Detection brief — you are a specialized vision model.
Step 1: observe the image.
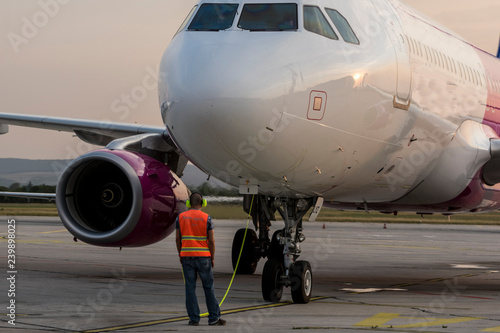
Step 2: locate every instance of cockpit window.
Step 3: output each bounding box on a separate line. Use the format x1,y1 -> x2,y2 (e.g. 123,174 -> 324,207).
325,9 -> 360,44
303,6 -> 338,40
175,5 -> 198,36
188,4 -> 239,31
238,4 -> 298,31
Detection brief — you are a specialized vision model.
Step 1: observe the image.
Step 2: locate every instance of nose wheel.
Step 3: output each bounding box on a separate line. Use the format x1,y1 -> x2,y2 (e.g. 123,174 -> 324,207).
291,260 -> 313,303
231,228 -> 259,274
262,259 -> 313,303
262,259 -> 284,302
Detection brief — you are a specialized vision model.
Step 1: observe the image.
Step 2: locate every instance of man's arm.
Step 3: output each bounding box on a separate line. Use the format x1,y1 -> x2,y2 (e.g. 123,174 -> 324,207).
208,229 -> 215,267
176,228 -> 182,263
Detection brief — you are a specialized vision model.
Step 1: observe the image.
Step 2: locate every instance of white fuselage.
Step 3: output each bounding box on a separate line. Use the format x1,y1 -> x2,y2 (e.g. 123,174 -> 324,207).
159,0 -> 500,212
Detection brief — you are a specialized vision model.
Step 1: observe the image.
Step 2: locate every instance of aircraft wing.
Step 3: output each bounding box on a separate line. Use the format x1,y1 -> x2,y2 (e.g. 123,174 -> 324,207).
0,112 -> 167,146
0,192 -> 56,201
0,112 -> 189,177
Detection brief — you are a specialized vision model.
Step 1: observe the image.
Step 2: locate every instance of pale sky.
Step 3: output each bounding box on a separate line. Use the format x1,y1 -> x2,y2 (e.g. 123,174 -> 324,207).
1,0 -> 499,159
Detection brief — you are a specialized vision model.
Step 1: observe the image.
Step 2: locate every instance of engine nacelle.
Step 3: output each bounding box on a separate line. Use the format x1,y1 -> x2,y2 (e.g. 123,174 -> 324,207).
56,149 -> 189,247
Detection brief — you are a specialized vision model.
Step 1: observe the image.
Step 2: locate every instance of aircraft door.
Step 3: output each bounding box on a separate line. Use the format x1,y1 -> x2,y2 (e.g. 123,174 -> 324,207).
370,0 -> 412,110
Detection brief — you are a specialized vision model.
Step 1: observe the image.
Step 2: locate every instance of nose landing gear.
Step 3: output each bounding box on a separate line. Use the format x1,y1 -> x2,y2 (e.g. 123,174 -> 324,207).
231,195 -> 316,304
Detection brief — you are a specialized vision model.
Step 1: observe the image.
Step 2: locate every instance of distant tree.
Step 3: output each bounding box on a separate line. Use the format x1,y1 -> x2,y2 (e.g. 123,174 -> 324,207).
32,184 -> 56,193
9,183 -> 20,190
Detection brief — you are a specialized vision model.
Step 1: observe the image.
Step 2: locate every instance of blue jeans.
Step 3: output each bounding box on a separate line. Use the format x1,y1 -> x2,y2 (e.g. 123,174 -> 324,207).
182,257 -> 221,323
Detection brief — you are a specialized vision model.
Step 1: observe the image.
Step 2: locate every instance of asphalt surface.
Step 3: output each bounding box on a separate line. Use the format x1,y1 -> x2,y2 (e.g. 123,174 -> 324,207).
1,216 -> 499,332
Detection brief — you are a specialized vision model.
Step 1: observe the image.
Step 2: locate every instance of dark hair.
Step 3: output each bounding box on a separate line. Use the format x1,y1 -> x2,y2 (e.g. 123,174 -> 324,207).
189,192 -> 203,207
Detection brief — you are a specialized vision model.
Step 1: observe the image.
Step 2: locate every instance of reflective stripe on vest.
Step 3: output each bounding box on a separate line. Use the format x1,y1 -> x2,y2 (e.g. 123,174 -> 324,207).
179,210 -> 211,257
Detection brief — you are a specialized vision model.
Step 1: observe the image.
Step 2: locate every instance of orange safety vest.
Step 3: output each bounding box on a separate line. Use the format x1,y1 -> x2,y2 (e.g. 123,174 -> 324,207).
179,209 -> 211,257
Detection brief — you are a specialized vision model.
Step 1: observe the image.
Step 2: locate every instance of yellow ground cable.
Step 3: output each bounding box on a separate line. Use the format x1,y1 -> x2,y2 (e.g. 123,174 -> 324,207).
218,194 -> 255,307
180,195 -> 255,317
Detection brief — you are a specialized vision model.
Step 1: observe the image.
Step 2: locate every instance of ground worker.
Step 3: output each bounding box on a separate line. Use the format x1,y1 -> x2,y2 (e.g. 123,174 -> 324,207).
175,192 -> 226,326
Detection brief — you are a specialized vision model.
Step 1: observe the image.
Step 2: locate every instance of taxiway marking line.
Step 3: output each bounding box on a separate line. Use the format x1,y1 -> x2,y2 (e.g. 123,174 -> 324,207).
354,313 -> 480,329
293,327 -> 445,332
354,312 -> 400,327
82,297 -> 328,332
426,278 -> 446,282
39,229 -> 67,234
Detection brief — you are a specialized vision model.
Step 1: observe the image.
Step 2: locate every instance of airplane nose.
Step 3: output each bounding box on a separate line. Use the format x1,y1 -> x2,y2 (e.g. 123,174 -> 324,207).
160,33 -> 293,180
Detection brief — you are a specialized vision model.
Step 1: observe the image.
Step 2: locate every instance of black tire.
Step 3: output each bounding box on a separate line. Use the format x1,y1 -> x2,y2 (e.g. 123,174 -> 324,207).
231,228 -> 258,274
262,259 -> 284,302
291,260 -> 312,304
267,229 -> 283,261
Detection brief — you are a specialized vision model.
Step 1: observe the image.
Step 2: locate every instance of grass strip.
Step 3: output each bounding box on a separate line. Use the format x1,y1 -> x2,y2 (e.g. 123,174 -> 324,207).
1,203 -> 499,225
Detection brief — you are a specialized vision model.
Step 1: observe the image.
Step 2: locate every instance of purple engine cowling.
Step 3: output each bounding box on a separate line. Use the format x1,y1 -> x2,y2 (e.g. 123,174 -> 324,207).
56,149 -> 189,247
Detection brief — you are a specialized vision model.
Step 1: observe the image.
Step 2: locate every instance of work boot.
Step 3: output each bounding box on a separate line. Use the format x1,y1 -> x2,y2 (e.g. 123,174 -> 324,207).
209,318 -> 226,326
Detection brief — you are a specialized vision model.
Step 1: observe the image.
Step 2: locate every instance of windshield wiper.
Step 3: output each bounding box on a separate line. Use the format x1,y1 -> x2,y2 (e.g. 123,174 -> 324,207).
190,28 -> 221,31
248,28 -> 285,32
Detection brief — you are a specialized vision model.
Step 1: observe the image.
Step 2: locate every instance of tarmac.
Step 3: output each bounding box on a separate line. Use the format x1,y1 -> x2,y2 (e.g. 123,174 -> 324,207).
1,216 -> 500,332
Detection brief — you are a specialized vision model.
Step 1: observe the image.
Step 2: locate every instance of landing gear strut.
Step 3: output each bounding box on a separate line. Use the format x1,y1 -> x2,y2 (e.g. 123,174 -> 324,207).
231,195 -> 316,303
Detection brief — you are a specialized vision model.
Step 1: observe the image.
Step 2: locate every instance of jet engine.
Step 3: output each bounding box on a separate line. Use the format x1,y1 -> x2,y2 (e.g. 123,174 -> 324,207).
56,149 -> 189,247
